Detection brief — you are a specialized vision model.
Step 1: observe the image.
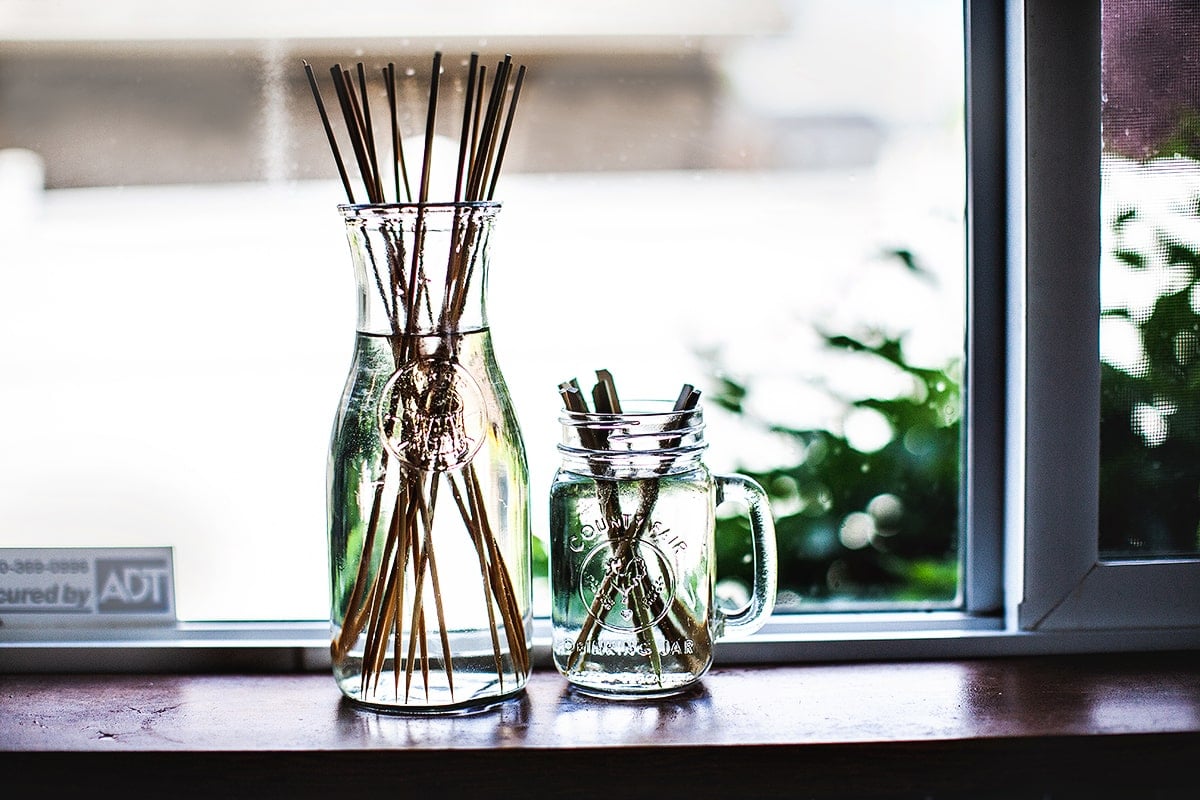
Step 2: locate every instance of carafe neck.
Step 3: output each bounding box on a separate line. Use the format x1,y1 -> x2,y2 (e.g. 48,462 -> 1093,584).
341,202 -> 498,337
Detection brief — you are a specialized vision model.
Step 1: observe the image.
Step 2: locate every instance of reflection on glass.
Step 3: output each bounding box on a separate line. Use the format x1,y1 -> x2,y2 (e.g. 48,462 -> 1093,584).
1101,0 -> 1200,558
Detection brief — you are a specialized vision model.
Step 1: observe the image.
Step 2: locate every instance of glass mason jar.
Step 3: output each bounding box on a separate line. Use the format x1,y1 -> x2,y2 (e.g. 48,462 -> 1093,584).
328,202 -> 531,712
550,401 -> 777,697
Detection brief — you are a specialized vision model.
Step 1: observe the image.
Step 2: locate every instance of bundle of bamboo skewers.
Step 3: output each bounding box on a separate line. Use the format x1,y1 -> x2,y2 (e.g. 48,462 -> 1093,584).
309,52 -> 530,707
304,52 -> 525,205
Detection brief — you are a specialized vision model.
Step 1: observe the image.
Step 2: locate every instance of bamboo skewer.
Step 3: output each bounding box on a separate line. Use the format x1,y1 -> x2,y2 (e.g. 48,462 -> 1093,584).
448,472 -> 505,682
384,63 -> 413,203
455,52 -> 479,204
419,476 -> 455,695
488,64 -> 526,201
303,61 -> 355,204
356,63 -> 384,204
468,65 -> 486,185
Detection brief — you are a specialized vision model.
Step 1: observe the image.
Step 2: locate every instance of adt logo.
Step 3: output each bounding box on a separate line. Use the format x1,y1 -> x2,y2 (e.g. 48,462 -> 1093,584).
95,559 -> 172,613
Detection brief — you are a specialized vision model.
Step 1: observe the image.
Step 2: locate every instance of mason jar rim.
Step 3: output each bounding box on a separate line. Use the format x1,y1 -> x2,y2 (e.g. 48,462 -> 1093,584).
557,400 -> 706,465
558,398 -> 699,421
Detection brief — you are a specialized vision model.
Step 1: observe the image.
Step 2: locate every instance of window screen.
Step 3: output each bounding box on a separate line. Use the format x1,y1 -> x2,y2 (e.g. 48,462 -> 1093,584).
1100,0 -> 1200,558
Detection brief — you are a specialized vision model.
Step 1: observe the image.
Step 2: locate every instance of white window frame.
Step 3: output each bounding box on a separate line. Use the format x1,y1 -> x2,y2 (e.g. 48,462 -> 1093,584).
2,0 -> 1199,673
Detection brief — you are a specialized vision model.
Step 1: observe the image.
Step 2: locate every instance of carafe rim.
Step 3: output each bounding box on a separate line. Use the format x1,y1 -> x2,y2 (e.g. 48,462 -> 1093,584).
339,200 -> 502,215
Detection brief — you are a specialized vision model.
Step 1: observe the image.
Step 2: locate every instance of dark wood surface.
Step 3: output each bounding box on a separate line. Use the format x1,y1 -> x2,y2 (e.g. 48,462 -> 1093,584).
3,652 -> 1199,798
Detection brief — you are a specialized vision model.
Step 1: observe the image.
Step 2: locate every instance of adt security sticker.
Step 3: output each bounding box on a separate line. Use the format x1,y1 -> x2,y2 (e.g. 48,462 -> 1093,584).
0,547 -> 175,627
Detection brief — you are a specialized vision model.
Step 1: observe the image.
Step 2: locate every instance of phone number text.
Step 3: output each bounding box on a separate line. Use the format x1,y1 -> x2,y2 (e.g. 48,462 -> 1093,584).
0,559 -> 90,576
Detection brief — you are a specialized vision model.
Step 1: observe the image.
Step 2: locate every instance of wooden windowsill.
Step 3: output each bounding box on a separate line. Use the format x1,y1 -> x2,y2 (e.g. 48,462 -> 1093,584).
3,651 -> 1199,798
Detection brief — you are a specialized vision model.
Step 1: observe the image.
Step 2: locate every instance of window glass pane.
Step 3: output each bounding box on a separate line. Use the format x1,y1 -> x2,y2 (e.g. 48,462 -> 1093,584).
0,0 -> 965,621
1101,0 -> 1200,559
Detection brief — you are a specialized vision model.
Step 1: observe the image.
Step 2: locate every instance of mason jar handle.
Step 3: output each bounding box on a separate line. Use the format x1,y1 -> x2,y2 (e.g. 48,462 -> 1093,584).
714,474 -> 778,637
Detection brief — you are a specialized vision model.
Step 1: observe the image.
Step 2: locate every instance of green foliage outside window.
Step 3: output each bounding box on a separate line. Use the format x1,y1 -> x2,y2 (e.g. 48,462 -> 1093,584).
705,252 -> 962,611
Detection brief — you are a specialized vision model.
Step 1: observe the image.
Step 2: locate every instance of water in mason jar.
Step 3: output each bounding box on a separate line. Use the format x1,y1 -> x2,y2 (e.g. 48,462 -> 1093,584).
550,471 -> 716,695
328,328 -> 530,711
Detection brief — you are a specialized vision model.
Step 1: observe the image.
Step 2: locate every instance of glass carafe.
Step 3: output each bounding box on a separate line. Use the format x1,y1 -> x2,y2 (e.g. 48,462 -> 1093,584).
328,202 -> 531,712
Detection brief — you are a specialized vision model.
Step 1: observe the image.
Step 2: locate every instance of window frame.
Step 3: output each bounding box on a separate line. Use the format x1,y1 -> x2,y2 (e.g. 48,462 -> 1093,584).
2,0 -> 1199,674
1016,0 -> 1200,632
